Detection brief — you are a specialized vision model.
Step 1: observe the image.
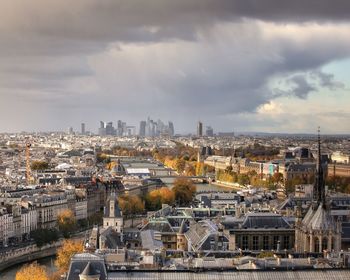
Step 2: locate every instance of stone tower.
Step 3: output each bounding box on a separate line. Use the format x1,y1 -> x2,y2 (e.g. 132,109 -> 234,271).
103,192 -> 123,233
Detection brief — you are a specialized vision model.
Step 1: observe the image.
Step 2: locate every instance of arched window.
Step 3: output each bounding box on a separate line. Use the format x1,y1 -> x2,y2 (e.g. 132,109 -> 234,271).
314,237 -> 320,253
322,237 -> 328,251
306,236 -> 310,252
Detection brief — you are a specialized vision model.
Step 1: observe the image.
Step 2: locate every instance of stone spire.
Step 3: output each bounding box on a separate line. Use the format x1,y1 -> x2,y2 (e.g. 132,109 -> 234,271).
313,127 -> 326,208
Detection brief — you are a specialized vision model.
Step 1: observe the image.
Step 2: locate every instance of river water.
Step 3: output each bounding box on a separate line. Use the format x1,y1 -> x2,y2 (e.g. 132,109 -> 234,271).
0,256 -> 56,280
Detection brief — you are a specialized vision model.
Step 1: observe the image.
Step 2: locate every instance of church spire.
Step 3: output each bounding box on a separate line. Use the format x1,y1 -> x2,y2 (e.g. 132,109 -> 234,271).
314,127 -> 326,208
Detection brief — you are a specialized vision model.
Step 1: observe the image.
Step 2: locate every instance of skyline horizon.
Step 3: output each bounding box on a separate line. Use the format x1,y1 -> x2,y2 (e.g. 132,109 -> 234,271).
1,123 -> 348,136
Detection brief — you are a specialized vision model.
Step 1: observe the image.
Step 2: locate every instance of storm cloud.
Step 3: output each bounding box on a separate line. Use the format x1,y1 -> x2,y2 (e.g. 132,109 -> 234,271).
0,0 -> 349,133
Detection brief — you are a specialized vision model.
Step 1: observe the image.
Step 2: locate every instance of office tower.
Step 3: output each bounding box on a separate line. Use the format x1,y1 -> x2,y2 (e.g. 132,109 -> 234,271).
156,119 -> 163,136
106,122 -> 116,135
197,121 -> 203,137
68,127 -> 74,135
146,117 -> 156,137
139,121 -> 146,137
81,123 -> 86,135
168,121 -> 174,136
206,126 -> 214,137
117,120 -> 123,136
98,121 -> 106,136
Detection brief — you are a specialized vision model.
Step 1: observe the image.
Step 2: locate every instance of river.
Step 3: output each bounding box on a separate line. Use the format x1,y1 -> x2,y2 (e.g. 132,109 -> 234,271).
125,160 -> 235,192
0,256 -> 57,280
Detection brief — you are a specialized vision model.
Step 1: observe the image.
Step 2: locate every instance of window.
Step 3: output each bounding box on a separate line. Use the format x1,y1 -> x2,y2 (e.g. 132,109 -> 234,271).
263,236 -> 269,250
242,236 -> 248,250
252,236 -> 259,250
315,237 -> 320,252
322,237 -> 328,251
273,236 -> 280,250
283,236 -> 290,249
116,222 -> 118,226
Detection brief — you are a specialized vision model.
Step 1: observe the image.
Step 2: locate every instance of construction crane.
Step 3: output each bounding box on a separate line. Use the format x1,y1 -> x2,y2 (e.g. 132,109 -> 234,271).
25,141 -> 32,185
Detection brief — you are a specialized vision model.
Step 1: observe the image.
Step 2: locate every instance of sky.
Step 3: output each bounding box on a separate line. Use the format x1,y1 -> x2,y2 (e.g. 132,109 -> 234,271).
0,0 -> 349,134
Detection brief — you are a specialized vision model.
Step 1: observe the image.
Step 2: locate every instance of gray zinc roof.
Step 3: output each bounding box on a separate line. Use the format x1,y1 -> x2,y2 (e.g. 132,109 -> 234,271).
241,213 -> 291,229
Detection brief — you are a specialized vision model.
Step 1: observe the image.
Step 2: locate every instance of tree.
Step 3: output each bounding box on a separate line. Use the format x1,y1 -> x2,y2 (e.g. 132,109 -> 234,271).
57,209 -> 76,238
118,195 -> 145,217
272,172 -> 284,185
159,187 -> 175,205
257,251 -> 275,258
87,211 -> 103,226
185,164 -> 196,176
175,158 -> 186,173
30,160 -> 49,170
106,161 -> 117,170
31,228 -> 59,247
55,239 -> 84,273
237,174 -> 250,186
144,191 -> 162,210
195,162 -> 205,176
145,187 -> 175,210
172,177 -> 196,206
16,262 -> 49,280
284,177 -> 303,195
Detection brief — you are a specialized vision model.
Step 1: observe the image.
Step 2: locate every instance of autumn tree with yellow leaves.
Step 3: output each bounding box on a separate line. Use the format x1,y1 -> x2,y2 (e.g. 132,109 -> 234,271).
118,194 -> 145,217
118,194 -> 145,226
16,262 -> 49,280
145,187 -> 175,210
57,209 -> 76,238
55,239 -> 84,273
172,177 -> 196,206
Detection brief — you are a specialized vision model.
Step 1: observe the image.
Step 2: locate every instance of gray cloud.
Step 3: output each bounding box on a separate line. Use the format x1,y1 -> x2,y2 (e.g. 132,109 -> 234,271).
287,75 -> 317,99
310,70 -> 345,90
0,1 -> 349,132
273,69 -> 346,100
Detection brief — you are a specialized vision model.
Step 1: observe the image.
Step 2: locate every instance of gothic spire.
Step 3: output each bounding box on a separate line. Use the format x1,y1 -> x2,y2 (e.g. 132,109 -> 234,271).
314,127 -> 326,207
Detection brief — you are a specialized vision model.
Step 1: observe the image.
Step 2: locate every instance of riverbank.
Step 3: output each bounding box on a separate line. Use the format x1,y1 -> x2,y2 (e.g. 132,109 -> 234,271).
211,180 -> 243,191
0,256 -> 57,280
0,229 -> 89,275
0,240 -> 62,273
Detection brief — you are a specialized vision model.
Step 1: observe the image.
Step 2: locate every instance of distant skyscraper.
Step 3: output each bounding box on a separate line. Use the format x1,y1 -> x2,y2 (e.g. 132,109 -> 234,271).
197,121 -> 203,137
68,126 -> 74,135
105,122 -> 115,135
81,123 -> 86,135
98,121 -> 106,136
141,117 -> 174,137
117,120 -> 123,136
168,121 -> 174,136
139,121 -> 146,137
206,126 -> 213,137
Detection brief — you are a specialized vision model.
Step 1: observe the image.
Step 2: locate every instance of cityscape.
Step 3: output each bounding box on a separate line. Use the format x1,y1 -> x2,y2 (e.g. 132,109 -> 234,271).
1,1 -> 350,280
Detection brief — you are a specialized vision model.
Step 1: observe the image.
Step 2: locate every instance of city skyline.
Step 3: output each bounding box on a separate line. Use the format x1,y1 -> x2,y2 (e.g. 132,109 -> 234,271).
0,1 -> 349,134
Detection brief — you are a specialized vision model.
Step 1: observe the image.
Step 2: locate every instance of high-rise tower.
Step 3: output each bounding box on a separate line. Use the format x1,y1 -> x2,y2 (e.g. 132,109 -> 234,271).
197,121 -> 203,137
81,123 -> 86,135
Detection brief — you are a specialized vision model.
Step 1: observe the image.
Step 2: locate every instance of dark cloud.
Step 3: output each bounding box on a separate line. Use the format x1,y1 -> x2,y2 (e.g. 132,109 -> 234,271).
0,1 -> 349,132
311,70 -> 345,90
287,75 -> 317,99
